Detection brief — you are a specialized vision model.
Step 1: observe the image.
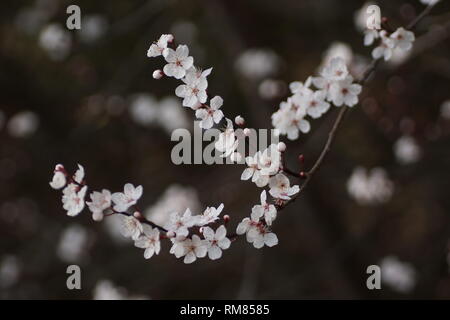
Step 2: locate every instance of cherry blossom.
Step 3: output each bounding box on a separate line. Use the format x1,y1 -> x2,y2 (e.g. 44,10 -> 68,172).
111,183 -> 143,212
329,75 -> 362,107
268,173 -> 300,200
304,90 -> 330,119
272,99 -> 311,140
73,164 -> 85,184
390,27 -> 415,51
202,225 -> 231,260
320,57 -> 349,81
196,203 -> 224,226
372,30 -> 396,61
247,226 -> 278,249
147,34 -> 173,57
256,144 -> 281,177
215,119 -> 239,158
49,164 -> 66,189
134,225 -> 161,259
165,208 -> 196,237
251,190 -> 277,226
195,96 -> 224,129
364,29 -> 379,46
87,189 -> 112,221
236,216 -> 260,243
120,215 -> 143,240
163,45 -> 194,79
175,68 -> 209,108
62,183 -> 88,217
172,235 -> 207,264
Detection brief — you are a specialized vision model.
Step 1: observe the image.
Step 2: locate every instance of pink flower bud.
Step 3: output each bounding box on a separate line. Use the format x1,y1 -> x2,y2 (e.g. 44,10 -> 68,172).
277,142 -> 286,152
152,69 -> 163,79
235,115 -> 245,126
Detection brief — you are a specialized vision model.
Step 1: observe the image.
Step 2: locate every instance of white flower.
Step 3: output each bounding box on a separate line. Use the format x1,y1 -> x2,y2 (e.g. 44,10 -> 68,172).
234,115 -> 245,126
380,256 -> 416,293
134,225 -> 161,259
390,27 -> 415,51
251,190 -> 277,226
420,0 -> 439,6
147,34 -> 173,57
247,227 -> 279,249
196,203 -> 224,226
364,29 -> 379,46
236,216 -> 260,243
268,173 -> 299,200
394,135 -> 421,164
163,45 -> 194,79
329,75 -> 362,107
165,208 -> 196,237
73,164 -> 85,184
215,119 -> 238,158
195,96 -> 224,129
62,183 -> 88,217
175,68 -> 209,108
321,57 -> 349,81
271,99 -> 311,140
87,189 -> 112,221
237,216 -> 278,248
120,215 -> 143,240
304,90 -> 330,119
202,225 -> 231,260
49,164 -> 66,189
256,144 -> 281,177
289,77 -> 312,95
372,31 -> 396,61
347,167 -> 394,205
173,235 -> 207,264
241,152 -> 268,187
111,183 -> 143,212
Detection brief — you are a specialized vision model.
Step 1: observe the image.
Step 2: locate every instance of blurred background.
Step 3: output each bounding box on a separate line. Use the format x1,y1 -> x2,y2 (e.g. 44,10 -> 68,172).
0,0 -> 449,299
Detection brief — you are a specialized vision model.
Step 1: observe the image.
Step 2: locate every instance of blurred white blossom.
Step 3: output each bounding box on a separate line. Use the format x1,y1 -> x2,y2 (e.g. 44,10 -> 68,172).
440,100 -> 450,119
7,111 -> 39,138
79,15 -> 108,43
0,255 -> 20,288
394,136 -> 421,164
145,184 -> 201,227
38,23 -> 72,61
347,167 -> 394,205
235,49 -> 280,80
57,224 -> 89,263
380,256 -> 416,293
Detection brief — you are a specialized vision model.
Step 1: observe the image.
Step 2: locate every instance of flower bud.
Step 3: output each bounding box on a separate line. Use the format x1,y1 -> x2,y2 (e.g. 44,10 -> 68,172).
235,115 -> 245,126
152,69 -> 163,79
223,215 -> 230,223
277,142 -> 286,152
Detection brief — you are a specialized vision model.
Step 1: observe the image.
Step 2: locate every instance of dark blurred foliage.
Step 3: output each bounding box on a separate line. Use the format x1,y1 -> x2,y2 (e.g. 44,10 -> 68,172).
0,0 -> 449,299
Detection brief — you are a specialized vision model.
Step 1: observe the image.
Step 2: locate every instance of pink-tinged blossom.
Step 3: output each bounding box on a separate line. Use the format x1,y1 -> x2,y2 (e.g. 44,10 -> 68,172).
268,173 -> 299,200
134,225 -> 161,259
49,164 -> 66,189
120,215 -> 143,240
165,208 -> 196,237
175,68 -> 210,108
147,34 -> 173,57
111,183 -> 143,212
215,119 -> 239,158
251,190 -> 277,226
195,96 -> 224,129
202,225 -> 231,260
62,183 -> 87,217
328,75 -> 362,107
87,189 -> 112,221
163,45 -> 194,79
